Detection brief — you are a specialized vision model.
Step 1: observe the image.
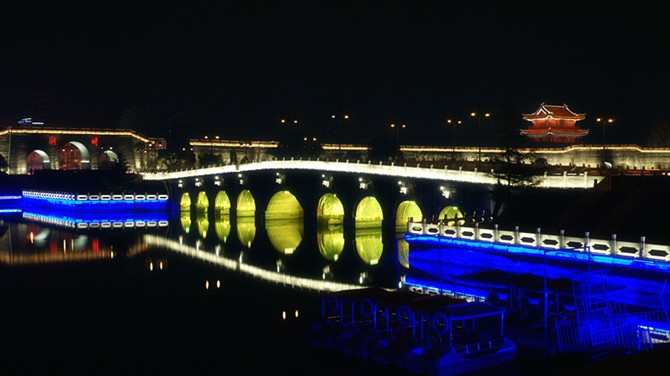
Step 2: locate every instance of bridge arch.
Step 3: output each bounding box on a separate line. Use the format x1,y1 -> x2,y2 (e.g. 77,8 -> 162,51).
26,149 -> 51,173
395,200 -> 423,232
236,189 -> 256,249
354,196 -> 383,228
180,193 -> 192,234
214,191 -> 231,242
316,193 -> 345,226
196,191 -> 209,214
98,150 -> 119,169
59,141 -> 90,170
265,190 -> 303,221
438,205 -> 465,225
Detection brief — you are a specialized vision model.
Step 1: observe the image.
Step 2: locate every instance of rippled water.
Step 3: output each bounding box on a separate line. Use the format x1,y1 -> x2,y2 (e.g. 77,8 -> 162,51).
0,208 -> 413,375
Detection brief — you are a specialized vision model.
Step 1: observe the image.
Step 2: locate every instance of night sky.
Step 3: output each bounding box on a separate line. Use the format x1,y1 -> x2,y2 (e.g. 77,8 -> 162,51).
1,1 -> 669,146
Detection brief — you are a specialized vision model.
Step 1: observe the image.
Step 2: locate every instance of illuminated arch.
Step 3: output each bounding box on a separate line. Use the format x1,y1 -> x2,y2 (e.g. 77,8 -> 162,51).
265,191 -> 303,221
266,219 -> 304,255
438,206 -> 465,225
397,238 -> 410,269
237,190 -> 256,218
237,216 -> 256,249
316,193 -> 345,226
214,191 -> 231,242
215,212 -> 231,243
214,191 -> 231,217
196,191 -> 209,214
179,193 -> 192,234
180,193 -> 192,211
317,223 -> 345,261
59,141 -> 90,170
355,196 -> 383,228
98,150 -> 119,169
355,227 -> 383,265
26,149 -> 51,173
196,210 -> 209,239
395,200 -> 423,232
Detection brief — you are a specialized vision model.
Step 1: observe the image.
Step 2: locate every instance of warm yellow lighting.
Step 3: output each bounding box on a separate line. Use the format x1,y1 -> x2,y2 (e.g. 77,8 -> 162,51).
294,309 -> 299,318
280,118 -> 286,123
205,280 -> 210,290
485,113 -> 490,117
149,262 -> 154,271
216,280 -> 221,288
470,112 -> 476,117
282,311 -> 287,320
344,114 -> 349,119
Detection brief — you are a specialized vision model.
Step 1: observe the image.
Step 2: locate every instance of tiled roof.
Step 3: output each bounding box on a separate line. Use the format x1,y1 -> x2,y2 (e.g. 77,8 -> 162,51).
522,103 -> 586,121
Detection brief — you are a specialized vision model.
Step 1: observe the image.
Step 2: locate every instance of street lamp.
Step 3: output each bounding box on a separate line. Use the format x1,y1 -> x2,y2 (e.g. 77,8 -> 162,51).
447,119 -> 462,155
390,123 -> 407,160
331,113 -> 350,149
470,111 -> 491,164
595,117 -> 614,148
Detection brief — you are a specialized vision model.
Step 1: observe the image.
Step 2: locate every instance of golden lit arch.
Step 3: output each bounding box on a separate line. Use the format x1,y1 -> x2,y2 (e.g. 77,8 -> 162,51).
196,210 -> 209,239
265,191 -> 303,221
266,219 -> 304,255
317,223 -> 345,261
237,216 -> 256,249
196,191 -> 209,214
316,193 -> 345,226
214,191 -> 231,217
438,206 -> 465,225
180,192 -> 191,211
355,196 -> 383,228
395,200 -> 423,232
355,227 -> 383,265
237,190 -> 256,218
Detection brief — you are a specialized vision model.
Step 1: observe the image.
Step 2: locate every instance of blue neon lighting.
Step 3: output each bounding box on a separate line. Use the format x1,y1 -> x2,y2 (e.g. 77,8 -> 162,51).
405,234 -> 670,272
0,195 -> 22,200
401,278 -> 488,301
0,208 -> 22,214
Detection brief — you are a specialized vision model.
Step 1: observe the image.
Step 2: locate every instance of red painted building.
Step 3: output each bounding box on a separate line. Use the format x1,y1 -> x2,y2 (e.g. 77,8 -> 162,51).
520,103 -> 588,143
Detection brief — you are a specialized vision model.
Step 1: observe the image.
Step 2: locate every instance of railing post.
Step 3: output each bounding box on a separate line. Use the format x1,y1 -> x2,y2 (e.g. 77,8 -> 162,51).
559,229 -> 565,249
422,217 -> 427,235
438,220 -> 444,238
611,234 -> 617,256
514,226 -> 519,245
475,222 -> 479,241
407,217 -> 413,234
536,227 -> 541,249
494,224 -> 499,243
640,236 -> 646,259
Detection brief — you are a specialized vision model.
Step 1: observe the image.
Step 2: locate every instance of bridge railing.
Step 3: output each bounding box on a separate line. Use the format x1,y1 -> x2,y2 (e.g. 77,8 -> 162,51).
407,219 -> 670,264
142,159 -> 603,189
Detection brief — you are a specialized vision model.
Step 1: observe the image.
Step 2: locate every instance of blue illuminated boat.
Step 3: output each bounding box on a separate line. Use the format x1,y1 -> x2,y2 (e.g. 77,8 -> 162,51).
309,287 -> 518,375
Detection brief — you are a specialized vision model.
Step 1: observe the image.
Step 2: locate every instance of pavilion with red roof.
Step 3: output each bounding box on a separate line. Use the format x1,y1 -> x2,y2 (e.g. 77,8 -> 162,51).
520,103 -> 589,143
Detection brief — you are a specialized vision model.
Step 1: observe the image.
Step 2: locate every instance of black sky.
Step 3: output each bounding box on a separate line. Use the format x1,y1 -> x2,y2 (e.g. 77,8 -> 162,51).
1,1 -> 669,145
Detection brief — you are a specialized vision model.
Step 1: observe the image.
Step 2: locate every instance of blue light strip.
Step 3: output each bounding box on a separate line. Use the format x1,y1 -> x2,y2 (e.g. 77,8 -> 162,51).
0,208 -> 22,214
405,234 -> 670,272
0,195 -> 22,200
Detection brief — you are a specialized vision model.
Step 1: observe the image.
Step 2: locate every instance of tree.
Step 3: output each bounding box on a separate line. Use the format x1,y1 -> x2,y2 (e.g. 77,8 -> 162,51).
198,152 -> 223,168
487,148 -> 544,217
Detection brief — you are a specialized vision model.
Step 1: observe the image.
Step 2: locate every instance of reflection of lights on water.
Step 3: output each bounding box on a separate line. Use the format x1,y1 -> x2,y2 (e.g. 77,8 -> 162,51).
142,235 -> 366,293
196,240 -> 201,251
295,309 -> 299,318
215,245 -> 221,256
216,280 -> 221,288
111,251 -> 115,259
29,232 -> 34,244
281,309 -> 299,320
359,272 -> 368,284
150,262 -> 154,271
276,259 -> 284,273
284,248 -> 294,255
282,311 -> 286,320
205,280 -> 209,290
179,236 -> 183,245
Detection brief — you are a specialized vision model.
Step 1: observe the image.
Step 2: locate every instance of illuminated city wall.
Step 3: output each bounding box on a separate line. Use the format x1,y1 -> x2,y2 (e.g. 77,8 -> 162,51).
0,126 -> 165,174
